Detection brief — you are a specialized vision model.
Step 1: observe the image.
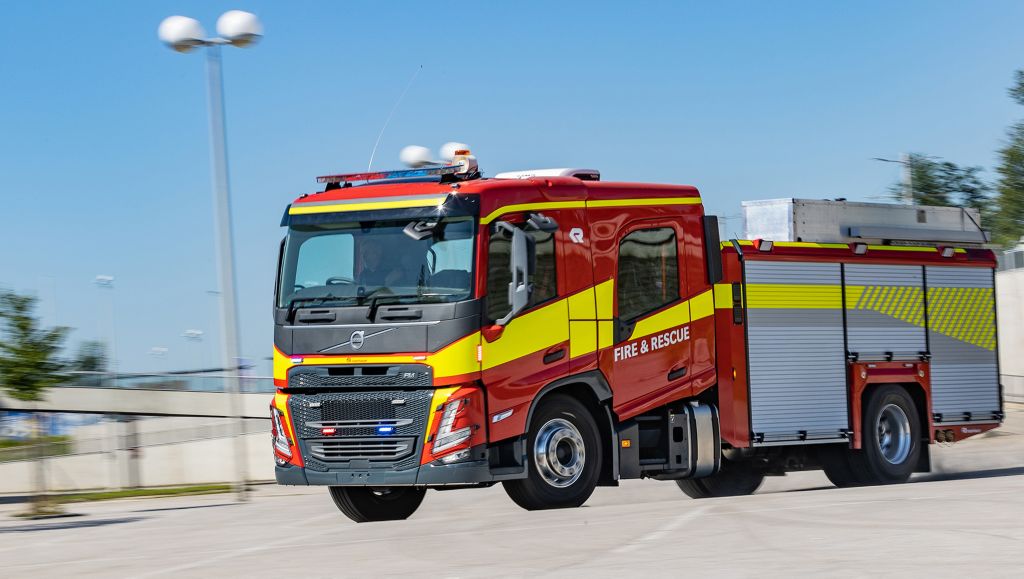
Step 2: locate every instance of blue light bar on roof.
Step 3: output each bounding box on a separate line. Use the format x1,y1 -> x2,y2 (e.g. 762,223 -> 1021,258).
316,165 -> 461,184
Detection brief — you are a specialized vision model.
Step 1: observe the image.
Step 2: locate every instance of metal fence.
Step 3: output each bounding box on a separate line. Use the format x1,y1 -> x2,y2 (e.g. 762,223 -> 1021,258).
0,417 -> 269,464
998,246 -> 1024,271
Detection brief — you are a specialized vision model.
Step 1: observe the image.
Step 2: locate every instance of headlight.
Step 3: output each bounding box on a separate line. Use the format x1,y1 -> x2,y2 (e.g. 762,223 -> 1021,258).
270,406 -> 292,458
432,398 -> 472,454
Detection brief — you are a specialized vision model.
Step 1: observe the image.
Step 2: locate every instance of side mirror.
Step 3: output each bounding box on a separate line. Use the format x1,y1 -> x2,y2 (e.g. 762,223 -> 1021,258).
494,221 -> 533,326
526,212 -> 558,232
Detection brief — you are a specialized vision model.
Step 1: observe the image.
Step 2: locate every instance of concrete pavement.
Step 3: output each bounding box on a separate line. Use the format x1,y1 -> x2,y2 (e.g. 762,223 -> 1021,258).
2,407 -> 1023,578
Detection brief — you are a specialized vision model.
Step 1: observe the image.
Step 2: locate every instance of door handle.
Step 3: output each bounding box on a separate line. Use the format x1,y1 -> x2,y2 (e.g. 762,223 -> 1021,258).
543,346 -> 566,365
668,366 -> 688,381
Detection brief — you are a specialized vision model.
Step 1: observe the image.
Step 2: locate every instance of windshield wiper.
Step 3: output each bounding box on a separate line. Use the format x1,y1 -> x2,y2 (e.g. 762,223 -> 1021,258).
366,293 -> 423,321
286,294 -> 352,323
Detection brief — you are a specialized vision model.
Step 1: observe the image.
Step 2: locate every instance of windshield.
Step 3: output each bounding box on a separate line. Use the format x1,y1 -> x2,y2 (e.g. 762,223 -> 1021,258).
277,216 -> 476,309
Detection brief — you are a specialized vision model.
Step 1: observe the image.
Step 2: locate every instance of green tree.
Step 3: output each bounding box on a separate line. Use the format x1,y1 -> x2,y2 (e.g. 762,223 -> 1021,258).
73,340 -> 107,373
0,291 -> 70,402
993,69 -> 1024,247
0,290 -> 71,516
890,154 -> 993,222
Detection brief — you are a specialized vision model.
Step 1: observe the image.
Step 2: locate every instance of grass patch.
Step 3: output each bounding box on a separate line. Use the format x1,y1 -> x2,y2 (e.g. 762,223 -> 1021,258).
55,484 -> 233,504
0,436 -> 72,461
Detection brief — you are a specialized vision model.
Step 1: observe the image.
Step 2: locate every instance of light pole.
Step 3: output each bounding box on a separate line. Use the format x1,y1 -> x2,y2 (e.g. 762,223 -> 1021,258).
158,11 -> 262,501
93,275 -> 117,385
183,329 -> 205,376
93,275 -> 119,490
872,154 -> 915,205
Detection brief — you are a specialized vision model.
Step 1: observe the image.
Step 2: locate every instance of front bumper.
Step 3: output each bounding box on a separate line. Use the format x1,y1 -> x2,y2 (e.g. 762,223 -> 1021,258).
275,446 -> 494,486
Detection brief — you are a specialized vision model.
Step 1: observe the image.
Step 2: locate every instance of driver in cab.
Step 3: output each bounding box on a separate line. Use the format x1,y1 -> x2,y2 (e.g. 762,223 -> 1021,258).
357,237 -> 404,288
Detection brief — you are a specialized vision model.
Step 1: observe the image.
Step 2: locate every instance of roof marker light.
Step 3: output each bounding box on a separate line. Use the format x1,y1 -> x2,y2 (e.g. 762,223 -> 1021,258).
754,239 -> 773,252
852,243 -> 868,255
940,246 -> 956,258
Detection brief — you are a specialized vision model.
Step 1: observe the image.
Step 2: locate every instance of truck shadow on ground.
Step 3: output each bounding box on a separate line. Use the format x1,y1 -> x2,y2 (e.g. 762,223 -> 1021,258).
773,466 -> 1024,494
132,502 -> 235,514
913,466 -> 1024,482
0,517 -> 144,533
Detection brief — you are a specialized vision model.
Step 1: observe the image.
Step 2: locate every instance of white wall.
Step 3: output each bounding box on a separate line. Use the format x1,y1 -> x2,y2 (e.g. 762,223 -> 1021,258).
997,268 -> 1024,404
0,430 -> 274,494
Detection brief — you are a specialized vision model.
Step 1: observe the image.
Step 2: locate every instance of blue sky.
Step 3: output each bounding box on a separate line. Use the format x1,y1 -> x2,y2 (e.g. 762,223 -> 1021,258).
2,1 -> 1023,372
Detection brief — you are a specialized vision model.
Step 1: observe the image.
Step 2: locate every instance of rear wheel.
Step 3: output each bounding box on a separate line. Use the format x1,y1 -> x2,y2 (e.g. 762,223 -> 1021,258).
328,486 -> 426,523
676,457 -> 764,499
503,394 -> 602,510
850,385 -> 921,484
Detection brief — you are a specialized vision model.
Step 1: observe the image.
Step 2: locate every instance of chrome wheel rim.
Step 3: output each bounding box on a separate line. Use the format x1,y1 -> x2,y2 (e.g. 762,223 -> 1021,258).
876,404 -> 912,465
533,418 -> 585,488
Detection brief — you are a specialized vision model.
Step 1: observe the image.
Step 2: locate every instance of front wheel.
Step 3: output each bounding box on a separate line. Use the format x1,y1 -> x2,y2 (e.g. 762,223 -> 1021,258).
676,458 -> 764,498
503,394 -> 602,511
328,486 -> 426,523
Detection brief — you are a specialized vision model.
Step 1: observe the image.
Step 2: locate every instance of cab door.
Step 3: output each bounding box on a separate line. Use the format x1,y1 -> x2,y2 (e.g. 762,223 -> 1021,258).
598,221 -> 692,417
480,210 -> 571,442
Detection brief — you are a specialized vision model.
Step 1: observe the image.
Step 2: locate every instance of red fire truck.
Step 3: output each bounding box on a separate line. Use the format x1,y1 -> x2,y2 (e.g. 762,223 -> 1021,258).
270,153 -> 1002,522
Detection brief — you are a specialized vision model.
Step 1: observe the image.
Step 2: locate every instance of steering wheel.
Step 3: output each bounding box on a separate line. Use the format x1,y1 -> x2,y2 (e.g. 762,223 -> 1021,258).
326,276 -> 356,286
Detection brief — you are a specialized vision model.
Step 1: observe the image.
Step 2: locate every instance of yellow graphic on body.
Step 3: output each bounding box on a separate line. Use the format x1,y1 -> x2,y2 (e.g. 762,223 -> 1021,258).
737,281 -> 995,352
745,284 -> 843,309
845,284 -> 995,351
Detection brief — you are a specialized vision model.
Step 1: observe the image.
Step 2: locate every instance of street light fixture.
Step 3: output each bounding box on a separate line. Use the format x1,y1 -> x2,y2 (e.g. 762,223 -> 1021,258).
158,10 -> 262,502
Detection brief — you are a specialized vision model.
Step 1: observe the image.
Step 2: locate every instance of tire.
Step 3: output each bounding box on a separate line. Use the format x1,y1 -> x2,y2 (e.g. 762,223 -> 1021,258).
849,385 -> 921,485
503,394 -> 602,511
676,457 -> 764,499
818,446 -> 865,488
328,486 -> 426,523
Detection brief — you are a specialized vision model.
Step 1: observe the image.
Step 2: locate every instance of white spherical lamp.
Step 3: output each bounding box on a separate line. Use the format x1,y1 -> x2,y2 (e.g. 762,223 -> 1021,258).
158,15 -> 207,53
216,10 -> 263,47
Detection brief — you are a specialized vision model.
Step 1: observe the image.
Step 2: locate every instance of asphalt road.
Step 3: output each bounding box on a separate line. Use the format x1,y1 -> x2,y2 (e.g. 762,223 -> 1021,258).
3,407 -> 1023,578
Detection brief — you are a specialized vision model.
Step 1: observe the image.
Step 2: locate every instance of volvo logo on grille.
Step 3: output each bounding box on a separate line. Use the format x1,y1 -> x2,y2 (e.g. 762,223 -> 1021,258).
350,330 -> 365,350
318,327 -> 394,354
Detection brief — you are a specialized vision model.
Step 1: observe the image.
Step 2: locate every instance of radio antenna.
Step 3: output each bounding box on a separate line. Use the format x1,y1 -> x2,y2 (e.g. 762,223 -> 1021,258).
367,65 -> 423,171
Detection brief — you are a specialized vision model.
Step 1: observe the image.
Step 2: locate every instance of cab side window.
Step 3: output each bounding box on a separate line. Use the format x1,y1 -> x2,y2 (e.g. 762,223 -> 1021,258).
486,228 -> 557,322
617,227 -> 679,321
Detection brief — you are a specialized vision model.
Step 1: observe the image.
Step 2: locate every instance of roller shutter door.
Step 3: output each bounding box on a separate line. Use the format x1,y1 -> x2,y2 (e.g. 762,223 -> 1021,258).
744,261 -> 849,444
925,266 -> 1000,423
844,264 -> 927,361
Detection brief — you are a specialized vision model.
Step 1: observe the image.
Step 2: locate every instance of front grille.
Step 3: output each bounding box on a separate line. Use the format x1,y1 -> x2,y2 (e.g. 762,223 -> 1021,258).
322,399 -> 396,422
288,364 -> 431,389
308,437 -> 415,462
288,388 -> 432,472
